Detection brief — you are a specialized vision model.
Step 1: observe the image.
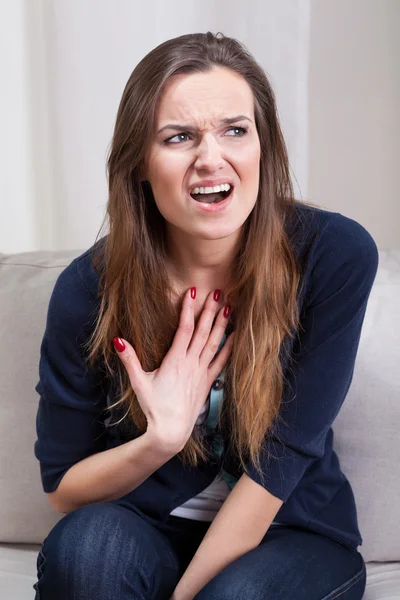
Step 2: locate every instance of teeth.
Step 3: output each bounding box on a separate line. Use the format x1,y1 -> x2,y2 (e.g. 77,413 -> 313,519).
191,183 -> 231,195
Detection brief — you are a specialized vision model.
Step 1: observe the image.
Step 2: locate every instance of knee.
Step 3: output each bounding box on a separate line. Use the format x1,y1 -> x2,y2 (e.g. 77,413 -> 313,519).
194,569 -> 244,600
35,503 -> 154,598
47,503 -> 128,569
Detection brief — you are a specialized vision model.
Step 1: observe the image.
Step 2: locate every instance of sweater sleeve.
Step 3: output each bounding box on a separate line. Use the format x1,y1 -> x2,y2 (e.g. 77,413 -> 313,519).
34,258 -> 108,493
243,213 -> 379,501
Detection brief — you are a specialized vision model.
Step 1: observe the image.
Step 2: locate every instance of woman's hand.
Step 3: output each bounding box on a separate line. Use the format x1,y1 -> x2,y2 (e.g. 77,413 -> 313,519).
113,288 -> 234,453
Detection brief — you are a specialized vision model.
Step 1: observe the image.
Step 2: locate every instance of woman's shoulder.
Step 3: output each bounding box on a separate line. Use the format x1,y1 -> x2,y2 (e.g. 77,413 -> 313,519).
287,201 -> 379,275
48,237 -> 106,329
55,236 -> 105,300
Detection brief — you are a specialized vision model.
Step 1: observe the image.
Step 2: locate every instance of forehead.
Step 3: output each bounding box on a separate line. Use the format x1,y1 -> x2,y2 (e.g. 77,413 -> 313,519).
156,67 -> 255,127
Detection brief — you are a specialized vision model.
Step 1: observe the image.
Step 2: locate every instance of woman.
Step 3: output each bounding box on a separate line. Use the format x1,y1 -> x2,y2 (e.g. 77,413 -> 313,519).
33,32 -> 378,599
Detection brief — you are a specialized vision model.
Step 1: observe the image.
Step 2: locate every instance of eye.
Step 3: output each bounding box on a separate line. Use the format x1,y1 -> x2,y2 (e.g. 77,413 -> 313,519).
165,132 -> 191,144
226,126 -> 248,137
164,125 -> 249,145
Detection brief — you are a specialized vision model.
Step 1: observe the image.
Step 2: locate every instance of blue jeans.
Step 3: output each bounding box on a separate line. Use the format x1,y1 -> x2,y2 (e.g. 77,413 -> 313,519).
33,502 -> 366,599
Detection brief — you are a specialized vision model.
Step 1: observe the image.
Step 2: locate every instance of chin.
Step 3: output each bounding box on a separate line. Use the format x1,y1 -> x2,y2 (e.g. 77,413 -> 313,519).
191,223 -> 244,240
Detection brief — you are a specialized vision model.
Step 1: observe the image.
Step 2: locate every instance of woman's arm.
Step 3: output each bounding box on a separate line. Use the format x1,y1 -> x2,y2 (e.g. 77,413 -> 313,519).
170,472 -> 283,600
48,430 -> 179,514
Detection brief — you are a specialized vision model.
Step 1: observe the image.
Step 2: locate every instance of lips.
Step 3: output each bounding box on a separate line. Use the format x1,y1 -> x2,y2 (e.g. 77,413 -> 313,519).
188,179 -> 235,194
190,187 -> 232,204
189,185 -> 234,213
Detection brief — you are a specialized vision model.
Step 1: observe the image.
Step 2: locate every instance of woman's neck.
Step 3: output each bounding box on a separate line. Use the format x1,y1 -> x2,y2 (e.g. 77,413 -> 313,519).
164,224 -> 240,287
165,259 -> 235,329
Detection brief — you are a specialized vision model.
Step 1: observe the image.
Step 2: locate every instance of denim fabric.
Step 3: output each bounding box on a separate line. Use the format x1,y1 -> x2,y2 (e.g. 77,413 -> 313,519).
33,502 -> 366,599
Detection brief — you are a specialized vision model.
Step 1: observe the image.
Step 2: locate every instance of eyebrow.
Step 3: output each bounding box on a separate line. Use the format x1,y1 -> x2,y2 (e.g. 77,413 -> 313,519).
156,115 -> 253,135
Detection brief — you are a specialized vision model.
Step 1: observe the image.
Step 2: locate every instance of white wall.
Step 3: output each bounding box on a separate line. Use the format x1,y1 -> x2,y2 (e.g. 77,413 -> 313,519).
0,0 -> 37,251
0,0 -> 310,253
308,0 -> 399,250
3,2 -> 398,254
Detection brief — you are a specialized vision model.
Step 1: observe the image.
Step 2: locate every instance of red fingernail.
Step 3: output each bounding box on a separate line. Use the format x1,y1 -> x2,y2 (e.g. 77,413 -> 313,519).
191,287 -> 196,299
223,305 -> 231,318
213,289 -> 221,302
112,337 -> 125,352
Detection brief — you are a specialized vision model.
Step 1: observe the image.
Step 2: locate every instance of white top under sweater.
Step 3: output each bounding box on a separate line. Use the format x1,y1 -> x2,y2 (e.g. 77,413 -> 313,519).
170,365 -> 283,525
170,396 -> 230,521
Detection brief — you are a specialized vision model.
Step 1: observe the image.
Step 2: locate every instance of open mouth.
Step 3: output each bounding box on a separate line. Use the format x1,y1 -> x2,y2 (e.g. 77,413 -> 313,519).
190,187 -> 233,204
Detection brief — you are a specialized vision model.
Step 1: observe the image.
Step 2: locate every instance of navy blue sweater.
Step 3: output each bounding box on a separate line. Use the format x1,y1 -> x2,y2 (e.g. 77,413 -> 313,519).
34,203 -> 379,551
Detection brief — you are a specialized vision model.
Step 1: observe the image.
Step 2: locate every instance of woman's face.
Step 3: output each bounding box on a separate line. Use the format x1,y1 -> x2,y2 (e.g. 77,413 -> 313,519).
141,66 -> 261,242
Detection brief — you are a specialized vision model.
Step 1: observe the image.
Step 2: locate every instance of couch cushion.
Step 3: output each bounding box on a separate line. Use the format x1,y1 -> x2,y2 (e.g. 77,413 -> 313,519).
0,543 -> 41,600
0,249 -> 399,562
332,250 -> 400,562
0,250 -> 84,544
363,562 -> 400,600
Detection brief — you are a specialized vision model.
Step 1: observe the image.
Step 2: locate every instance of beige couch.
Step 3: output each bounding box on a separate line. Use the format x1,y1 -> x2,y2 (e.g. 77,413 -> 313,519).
0,248 -> 399,599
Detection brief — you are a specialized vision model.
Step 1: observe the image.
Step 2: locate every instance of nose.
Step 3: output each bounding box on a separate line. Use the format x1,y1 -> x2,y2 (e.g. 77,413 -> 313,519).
193,133 -> 225,172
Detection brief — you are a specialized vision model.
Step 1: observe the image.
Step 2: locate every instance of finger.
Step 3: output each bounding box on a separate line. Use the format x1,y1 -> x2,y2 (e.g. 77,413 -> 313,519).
112,337 -> 145,390
186,289 -> 221,357
198,300 -> 231,365
166,287 -> 196,359
204,328 -> 235,380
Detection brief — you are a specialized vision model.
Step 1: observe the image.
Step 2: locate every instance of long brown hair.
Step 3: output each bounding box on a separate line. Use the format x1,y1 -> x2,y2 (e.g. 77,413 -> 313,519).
85,32 -> 320,482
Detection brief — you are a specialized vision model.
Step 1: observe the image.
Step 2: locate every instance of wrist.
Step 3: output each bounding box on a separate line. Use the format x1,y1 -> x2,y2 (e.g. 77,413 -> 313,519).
144,427 -> 185,457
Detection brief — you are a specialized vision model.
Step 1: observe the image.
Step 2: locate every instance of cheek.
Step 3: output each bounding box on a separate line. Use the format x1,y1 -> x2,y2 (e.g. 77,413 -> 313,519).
246,141 -> 261,165
152,156 -> 187,192
148,161 -> 185,219
231,140 -> 260,172
240,155 -> 261,188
